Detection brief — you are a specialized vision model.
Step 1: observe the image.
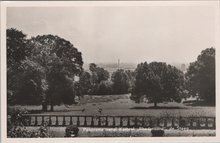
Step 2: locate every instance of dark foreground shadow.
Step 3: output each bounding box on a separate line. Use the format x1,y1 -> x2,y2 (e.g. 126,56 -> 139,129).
130,106 -> 186,110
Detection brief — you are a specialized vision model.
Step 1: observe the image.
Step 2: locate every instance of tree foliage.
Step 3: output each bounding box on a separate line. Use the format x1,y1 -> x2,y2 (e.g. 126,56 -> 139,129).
185,48 -> 215,105
8,108 -> 49,137
14,59 -> 48,105
7,28 -> 29,105
89,63 -> 109,84
7,28 -> 29,68
111,69 -> 131,94
7,29 -> 84,110
79,71 -> 92,95
89,63 -> 110,95
25,35 -> 83,110
131,62 -> 184,107
96,80 -> 113,95
125,70 -> 136,92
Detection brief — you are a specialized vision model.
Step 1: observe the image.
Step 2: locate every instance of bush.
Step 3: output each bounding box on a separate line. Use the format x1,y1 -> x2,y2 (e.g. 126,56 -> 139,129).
8,124 -> 49,138
151,128 -> 165,137
7,107 -> 49,138
7,107 -> 29,128
65,125 -> 79,137
8,126 -> 32,137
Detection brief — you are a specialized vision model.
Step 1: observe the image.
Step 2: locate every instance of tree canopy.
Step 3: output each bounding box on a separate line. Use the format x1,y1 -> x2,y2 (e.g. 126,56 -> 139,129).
111,69 -> 131,94
185,47 -> 215,105
7,28 -> 29,105
7,28 -> 84,111
89,63 -> 109,84
79,71 -> 92,95
8,28 -> 215,110
131,62 -> 184,107
7,28 -> 29,68
88,63 -> 110,95
26,35 -> 83,110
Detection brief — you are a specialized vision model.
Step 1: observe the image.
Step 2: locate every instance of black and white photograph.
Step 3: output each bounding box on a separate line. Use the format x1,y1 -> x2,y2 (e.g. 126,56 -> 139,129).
1,1 -> 220,142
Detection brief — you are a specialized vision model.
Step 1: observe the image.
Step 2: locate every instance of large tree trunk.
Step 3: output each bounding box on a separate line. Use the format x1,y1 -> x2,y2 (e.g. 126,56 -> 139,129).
154,102 -> 157,108
42,101 -> 47,111
50,102 -> 54,112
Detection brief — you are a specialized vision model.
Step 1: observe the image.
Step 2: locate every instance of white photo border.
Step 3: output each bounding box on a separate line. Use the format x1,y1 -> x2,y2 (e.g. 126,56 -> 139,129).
1,1 -> 220,143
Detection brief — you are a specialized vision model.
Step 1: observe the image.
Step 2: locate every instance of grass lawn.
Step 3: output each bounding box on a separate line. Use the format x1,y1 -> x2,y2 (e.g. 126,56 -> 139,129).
10,94 -> 215,117
8,94 -> 216,137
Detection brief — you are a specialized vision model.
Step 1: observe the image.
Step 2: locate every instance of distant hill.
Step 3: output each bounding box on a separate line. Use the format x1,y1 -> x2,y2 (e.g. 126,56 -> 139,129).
83,63 -> 137,74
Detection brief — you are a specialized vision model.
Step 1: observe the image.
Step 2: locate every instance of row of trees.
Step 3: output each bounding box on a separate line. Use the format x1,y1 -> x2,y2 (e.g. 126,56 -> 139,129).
79,63 -> 134,95
130,47 -> 215,107
7,28 -> 133,110
80,48 -> 215,107
7,28 -> 216,111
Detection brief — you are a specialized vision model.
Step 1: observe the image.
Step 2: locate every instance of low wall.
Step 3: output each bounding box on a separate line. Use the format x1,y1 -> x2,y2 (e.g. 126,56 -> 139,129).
25,127 -> 216,137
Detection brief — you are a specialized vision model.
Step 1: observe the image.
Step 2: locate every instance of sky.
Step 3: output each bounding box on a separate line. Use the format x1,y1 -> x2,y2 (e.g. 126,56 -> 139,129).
7,4 -> 218,64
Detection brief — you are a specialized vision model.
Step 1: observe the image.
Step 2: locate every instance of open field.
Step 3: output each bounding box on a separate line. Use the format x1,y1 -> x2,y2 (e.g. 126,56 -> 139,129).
9,94 -> 215,117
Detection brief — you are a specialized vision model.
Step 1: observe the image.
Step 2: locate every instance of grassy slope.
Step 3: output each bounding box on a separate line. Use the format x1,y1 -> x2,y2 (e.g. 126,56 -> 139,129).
10,94 -> 215,117
10,94 -> 215,137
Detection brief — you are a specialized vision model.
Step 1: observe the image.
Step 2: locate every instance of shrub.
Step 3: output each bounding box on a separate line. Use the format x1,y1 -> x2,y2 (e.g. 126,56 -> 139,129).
8,124 -> 49,138
151,127 -> 165,137
7,107 -> 29,129
8,126 -> 32,137
65,125 -> 79,137
7,107 -> 49,138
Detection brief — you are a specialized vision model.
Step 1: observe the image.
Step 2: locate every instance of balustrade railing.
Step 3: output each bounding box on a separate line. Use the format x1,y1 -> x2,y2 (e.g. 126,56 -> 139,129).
21,114 -> 215,129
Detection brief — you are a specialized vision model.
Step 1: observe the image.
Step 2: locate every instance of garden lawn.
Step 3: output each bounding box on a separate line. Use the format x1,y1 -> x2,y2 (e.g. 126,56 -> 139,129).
10,94 -> 215,117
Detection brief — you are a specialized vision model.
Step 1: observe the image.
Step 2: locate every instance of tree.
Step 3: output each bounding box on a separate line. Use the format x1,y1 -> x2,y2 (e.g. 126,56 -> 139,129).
125,70 -> 136,92
79,71 -> 92,95
7,28 -> 29,68
7,28 -> 29,105
111,69 -> 130,94
89,63 -> 110,94
185,48 -> 215,105
14,59 -> 48,105
47,75 -> 76,111
30,35 -> 83,76
89,63 -> 109,84
131,62 -> 184,107
97,80 -> 113,95
26,35 -> 83,111
9,34 -> 84,111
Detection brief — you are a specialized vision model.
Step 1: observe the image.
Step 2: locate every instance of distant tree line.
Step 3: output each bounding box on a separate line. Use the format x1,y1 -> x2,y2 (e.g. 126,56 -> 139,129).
7,28 -> 215,111
79,63 -> 134,95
